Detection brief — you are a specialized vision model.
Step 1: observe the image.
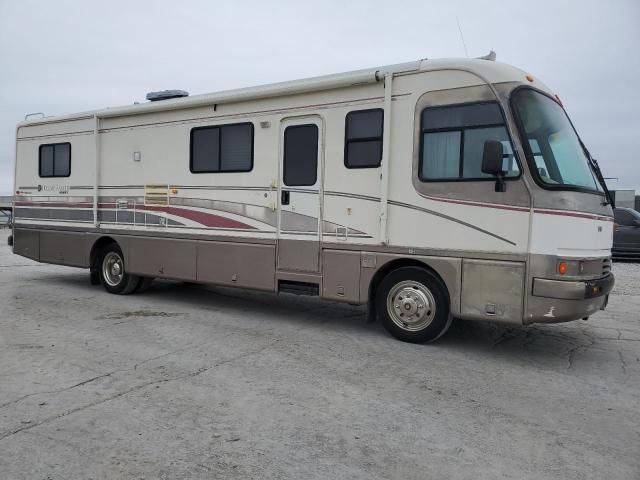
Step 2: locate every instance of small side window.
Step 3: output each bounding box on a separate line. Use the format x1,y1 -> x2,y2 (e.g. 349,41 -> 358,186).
344,109 -> 383,168
39,143 -> 71,178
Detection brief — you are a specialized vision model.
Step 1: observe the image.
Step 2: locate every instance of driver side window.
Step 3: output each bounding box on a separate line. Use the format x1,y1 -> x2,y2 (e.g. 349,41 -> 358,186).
419,102 -> 519,182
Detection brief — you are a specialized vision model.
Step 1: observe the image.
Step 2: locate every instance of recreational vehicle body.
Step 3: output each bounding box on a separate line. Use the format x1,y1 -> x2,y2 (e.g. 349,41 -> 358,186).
11,56 -> 615,342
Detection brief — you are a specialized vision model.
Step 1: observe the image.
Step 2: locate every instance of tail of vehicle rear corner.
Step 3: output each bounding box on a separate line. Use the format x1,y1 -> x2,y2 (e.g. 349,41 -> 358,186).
525,208 -> 614,324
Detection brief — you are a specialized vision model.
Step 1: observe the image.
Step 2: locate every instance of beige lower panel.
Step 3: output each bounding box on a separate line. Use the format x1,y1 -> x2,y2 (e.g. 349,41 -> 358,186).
278,238 -> 319,272
322,249 -> 361,303
13,228 -> 40,261
39,231 -> 92,267
127,236 -> 197,281
461,259 -> 525,324
198,241 -> 276,291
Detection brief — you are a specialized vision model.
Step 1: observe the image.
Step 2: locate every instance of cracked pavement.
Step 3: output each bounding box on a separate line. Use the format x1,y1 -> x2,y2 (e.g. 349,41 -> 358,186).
0,231 -> 639,479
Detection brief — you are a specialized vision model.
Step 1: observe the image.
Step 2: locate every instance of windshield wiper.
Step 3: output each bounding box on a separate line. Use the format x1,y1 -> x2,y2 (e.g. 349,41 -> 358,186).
586,152 -> 615,208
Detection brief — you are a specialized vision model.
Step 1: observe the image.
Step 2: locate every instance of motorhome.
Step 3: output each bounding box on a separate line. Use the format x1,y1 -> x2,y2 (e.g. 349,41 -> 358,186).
10,54 -> 615,342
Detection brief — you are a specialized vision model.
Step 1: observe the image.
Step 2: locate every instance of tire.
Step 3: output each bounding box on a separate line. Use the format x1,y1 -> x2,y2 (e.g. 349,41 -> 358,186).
135,277 -> 154,293
98,243 -> 139,294
375,266 -> 451,343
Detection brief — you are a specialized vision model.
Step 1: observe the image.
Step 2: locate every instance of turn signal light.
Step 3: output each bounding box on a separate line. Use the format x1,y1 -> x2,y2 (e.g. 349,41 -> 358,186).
558,261 -> 568,275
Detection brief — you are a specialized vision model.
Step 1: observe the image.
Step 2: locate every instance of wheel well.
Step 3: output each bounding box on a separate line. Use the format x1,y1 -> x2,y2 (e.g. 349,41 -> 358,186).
367,259 -> 450,314
89,236 -> 118,270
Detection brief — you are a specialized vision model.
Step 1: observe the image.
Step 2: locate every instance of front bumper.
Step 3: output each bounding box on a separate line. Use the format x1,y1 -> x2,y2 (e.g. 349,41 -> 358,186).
526,273 -> 614,324
532,273 -> 615,300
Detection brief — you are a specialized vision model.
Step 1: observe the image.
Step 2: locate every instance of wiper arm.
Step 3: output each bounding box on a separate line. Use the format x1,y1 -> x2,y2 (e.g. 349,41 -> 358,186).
587,153 -> 615,208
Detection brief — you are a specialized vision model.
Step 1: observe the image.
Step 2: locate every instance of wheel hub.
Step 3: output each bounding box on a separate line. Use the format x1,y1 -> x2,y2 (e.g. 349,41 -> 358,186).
102,251 -> 124,287
387,281 -> 436,331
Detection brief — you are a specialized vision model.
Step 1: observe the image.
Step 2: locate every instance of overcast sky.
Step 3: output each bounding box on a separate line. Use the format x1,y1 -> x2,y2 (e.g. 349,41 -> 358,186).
1,0 -> 638,195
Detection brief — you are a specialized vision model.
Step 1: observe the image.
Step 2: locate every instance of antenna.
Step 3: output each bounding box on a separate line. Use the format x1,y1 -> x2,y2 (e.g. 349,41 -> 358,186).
456,16 -> 469,57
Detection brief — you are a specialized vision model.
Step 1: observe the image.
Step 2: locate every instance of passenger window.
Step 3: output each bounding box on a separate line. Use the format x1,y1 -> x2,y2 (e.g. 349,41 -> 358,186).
190,123 -> 253,173
419,103 -> 519,181
39,143 -> 71,178
283,124 -> 318,186
344,109 -> 383,168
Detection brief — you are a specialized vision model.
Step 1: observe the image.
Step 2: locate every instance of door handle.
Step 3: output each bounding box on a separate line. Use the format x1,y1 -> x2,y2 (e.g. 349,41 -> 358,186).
281,190 -> 290,205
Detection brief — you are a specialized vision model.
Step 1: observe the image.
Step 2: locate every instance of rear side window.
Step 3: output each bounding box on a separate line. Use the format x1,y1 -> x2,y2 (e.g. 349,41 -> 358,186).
344,109 -> 383,168
283,124 -> 318,186
419,102 -> 520,181
190,123 -> 253,173
39,143 -> 71,177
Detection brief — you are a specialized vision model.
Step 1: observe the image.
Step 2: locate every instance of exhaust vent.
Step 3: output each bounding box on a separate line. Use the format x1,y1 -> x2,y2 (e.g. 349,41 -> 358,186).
146,90 -> 189,102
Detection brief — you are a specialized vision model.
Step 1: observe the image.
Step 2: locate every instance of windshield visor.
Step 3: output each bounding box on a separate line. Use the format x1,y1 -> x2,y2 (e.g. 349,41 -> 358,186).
512,88 -> 599,191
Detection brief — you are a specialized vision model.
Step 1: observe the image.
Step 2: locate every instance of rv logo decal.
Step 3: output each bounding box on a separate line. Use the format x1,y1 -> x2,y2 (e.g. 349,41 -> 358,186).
37,184 -> 69,194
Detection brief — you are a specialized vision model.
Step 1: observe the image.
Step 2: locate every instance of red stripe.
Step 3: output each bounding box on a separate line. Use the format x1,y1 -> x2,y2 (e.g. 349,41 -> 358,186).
15,201 -> 254,229
142,205 -> 254,229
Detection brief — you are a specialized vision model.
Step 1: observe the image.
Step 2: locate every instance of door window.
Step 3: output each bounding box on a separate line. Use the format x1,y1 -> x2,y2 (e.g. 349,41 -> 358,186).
283,124 -> 318,186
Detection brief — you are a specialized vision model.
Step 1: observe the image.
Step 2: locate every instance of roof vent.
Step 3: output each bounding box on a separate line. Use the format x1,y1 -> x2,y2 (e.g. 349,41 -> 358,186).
146,89 -> 189,102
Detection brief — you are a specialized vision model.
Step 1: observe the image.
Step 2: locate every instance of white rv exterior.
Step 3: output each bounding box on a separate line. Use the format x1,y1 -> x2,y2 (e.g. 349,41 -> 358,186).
11,56 -> 615,342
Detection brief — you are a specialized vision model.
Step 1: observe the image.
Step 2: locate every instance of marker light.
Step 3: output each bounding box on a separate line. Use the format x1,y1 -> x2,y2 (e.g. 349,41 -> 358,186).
558,261 -> 568,275
555,94 -> 563,107
526,74 -> 535,82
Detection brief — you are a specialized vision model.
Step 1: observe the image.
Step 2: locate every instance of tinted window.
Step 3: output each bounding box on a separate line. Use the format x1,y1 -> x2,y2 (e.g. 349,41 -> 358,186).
419,103 -> 519,181
614,209 -> 635,226
345,109 -> 383,168
283,124 -> 318,186
421,103 -> 503,129
39,143 -> 70,177
190,123 -> 253,173
192,128 -> 220,172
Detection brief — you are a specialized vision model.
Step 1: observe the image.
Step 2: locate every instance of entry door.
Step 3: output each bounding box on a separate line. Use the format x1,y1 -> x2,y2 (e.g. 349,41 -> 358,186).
277,117 -> 323,272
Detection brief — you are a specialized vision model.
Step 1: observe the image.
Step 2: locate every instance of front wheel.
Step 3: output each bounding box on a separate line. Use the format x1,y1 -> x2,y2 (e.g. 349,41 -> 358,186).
376,266 -> 452,343
99,244 -> 139,294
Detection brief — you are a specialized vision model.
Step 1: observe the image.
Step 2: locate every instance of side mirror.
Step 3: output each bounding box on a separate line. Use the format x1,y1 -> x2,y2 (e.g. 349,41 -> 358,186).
633,219 -> 640,227
482,140 -> 506,192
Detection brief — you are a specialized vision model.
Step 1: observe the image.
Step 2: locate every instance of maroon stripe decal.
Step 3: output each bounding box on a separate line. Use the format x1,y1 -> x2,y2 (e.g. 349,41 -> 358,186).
142,205 -> 254,229
15,201 -> 255,229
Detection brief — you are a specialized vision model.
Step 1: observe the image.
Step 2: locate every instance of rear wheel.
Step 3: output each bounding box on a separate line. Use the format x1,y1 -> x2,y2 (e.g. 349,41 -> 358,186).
376,266 -> 452,343
99,244 -> 139,294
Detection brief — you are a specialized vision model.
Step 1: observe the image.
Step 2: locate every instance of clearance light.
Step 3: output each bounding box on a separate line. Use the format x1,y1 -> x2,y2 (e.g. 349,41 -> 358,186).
526,74 -> 535,82
558,261 -> 568,275
555,94 -> 563,107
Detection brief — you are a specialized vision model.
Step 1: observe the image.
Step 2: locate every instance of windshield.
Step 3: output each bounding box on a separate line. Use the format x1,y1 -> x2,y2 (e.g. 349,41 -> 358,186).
512,88 -> 599,191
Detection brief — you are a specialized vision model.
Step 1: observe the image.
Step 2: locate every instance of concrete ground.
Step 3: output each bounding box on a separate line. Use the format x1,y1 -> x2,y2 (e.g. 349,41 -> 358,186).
0,230 -> 638,480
